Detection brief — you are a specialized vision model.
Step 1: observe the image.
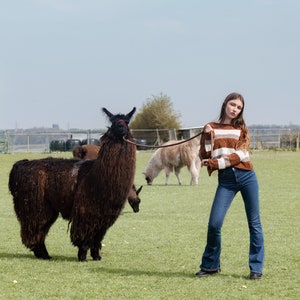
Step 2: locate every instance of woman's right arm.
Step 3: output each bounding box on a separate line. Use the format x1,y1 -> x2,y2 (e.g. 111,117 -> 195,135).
199,124 -> 213,160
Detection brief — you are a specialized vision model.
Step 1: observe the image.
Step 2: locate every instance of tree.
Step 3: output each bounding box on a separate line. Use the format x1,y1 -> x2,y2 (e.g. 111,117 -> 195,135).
130,93 -> 181,129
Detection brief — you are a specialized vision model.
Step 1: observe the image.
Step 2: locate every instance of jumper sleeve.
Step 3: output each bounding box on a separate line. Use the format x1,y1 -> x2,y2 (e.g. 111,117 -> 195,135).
199,124 -> 213,160
208,149 -> 249,171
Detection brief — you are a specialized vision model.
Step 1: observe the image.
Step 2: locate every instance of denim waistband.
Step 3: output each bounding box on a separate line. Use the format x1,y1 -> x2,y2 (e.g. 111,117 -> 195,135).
218,167 -> 234,174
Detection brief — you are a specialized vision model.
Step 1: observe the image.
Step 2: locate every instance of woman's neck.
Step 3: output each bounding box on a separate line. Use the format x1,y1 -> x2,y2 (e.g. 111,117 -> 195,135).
217,118 -> 232,125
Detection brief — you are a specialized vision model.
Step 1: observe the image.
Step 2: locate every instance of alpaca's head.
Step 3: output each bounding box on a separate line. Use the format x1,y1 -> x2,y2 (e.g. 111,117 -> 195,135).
102,107 -> 136,139
143,173 -> 153,185
72,146 -> 87,160
127,185 -> 143,213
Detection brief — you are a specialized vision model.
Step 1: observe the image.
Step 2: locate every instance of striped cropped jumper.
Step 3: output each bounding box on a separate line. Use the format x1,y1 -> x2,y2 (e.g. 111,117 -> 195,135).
200,122 -> 252,175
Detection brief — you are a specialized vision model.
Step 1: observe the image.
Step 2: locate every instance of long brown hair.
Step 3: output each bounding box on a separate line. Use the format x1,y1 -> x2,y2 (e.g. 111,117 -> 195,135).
218,92 -> 250,149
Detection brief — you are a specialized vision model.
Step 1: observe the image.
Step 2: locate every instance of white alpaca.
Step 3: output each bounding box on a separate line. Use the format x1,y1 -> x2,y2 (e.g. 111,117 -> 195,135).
143,138 -> 201,185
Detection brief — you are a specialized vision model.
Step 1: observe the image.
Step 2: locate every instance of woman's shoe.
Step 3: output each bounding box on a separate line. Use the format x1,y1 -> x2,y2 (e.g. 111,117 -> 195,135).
195,269 -> 220,277
249,272 -> 262,280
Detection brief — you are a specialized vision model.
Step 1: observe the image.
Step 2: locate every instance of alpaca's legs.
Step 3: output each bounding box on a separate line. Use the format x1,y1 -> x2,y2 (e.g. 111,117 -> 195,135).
174,167 -> 182,185
90,242 -> 101,260
78,246 -> 89,262
77,239 -> 102,262
78,234 -> 103,261
77,233 -> 103,261
22,210 -> 59,260
164,167 -> 174,185
90,231 -> 105,261
189,163 -> 199,185
71,220 -> 90,261
165,173 -> 170,185
90,247 -> 101,261
33,243 -> 51,259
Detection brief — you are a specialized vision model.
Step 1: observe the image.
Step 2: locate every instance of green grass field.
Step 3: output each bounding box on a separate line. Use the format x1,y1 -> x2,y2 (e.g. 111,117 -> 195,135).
0,150 -> 299,299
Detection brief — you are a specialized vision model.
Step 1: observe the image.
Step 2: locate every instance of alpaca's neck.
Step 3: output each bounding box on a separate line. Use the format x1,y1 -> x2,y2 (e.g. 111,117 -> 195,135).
91,137 -> 136,204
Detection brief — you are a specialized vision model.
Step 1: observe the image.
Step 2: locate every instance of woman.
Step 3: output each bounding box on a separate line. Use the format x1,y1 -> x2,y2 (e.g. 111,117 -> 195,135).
196,92 -> 264,280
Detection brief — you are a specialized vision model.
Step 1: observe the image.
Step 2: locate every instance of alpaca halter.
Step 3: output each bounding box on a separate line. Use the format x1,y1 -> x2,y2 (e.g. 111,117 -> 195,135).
115,119 -> 128,126
123,129 -> 203,149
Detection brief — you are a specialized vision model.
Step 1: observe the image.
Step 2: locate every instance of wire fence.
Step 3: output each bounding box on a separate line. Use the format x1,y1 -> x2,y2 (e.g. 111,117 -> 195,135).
0,127 -> 299,153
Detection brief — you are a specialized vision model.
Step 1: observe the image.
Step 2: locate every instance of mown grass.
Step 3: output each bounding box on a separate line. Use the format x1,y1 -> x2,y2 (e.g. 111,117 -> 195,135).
0,150 -> 299,299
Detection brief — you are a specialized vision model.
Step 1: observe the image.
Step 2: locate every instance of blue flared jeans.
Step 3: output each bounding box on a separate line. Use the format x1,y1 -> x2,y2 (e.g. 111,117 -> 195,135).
200,168 -> 264,274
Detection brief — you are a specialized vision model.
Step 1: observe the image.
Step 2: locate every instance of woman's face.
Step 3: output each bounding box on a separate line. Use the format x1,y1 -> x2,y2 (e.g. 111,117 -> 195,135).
224,99 -> 243,123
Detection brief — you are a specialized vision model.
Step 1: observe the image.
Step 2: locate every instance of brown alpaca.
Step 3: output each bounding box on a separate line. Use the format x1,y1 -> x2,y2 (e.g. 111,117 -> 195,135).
9,157 -> 85,259
70,107 -> 136,261
72,144 -> 100,160
9,108 -> 136,261
72,144 -> 142,213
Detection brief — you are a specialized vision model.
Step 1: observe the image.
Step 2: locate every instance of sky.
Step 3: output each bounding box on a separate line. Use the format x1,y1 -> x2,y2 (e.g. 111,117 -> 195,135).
1,0 -> 299,130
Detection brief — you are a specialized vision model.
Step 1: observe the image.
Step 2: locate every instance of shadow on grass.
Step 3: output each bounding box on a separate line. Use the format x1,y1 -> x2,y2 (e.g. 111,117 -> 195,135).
90,266 -> 251,280
0,252 -> 251,280
0,251 -> 77,262
146,184 -> 192,187
90,266 -> 197,279
0,252 -> 34,260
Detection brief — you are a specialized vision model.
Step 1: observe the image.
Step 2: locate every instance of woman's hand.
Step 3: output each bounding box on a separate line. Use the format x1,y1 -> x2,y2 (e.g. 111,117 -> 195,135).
204,124 -> 213,133
201,159 -> 210,167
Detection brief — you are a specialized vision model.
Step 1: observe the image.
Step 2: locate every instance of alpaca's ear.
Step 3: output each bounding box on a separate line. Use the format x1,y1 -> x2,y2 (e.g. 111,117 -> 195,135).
136,185 -> 143,195
102,108 -> 114,119
126,107 -> 136,121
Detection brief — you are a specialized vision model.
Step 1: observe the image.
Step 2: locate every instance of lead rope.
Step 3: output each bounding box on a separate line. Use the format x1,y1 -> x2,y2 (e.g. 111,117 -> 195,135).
123,129 -> 203,149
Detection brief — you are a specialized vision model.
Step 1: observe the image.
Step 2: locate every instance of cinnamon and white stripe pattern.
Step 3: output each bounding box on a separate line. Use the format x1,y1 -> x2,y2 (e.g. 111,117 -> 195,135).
201,123 -> 252,172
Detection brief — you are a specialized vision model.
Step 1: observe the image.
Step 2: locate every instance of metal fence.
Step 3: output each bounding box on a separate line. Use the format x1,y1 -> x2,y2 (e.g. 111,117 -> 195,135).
0,130 -> 104,153
0,127 -> 299,153
249,128 -> 300,150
